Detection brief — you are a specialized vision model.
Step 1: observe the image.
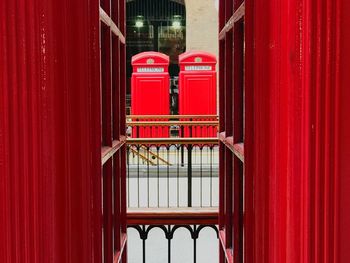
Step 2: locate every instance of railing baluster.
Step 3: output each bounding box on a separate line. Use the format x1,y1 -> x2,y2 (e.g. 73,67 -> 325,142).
181,126 -> 185,167
167,225 -> 171,263
194,225 -> 197,263
200,146 -> 203,207
137,145 -> 140,208
177,145 -> 180,207
142,225 -> 146,263
167,146 -> 170,208
127,146 -> 130,207
188,144 -> 193,207
157,146 -> 160,207
136,118 -> 139,137
210,146 -> 213,207
147,145 -> 150,208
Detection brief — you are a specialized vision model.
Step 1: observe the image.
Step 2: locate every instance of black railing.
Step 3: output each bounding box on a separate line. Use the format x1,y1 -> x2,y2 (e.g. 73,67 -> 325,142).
127,143 -> 219,208
126,116 -> 219,263
127,224 -> 219,263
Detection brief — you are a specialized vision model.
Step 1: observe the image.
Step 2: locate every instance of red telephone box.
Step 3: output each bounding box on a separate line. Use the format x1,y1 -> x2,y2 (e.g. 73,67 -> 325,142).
179,51 -> 217,137
131,52 -> 170,137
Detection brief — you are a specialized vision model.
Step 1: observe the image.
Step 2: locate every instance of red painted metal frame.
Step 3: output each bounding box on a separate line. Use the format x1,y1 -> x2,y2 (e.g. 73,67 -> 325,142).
219,0 -> 350,262
219,1 -> 245,262
0,0 -> 102,262
2,0 -> 350,262
127,209 -> 218,225
100,1 -> 127,263
0,0 -> 127,262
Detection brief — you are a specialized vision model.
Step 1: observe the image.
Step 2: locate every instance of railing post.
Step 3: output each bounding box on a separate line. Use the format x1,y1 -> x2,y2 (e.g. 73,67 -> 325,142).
188,120 -> 193,207
181,126 -> 184,166
187,144 -> 193,207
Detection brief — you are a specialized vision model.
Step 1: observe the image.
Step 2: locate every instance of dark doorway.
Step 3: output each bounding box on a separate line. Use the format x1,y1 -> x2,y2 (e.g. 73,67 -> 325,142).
126,0 -> 186,114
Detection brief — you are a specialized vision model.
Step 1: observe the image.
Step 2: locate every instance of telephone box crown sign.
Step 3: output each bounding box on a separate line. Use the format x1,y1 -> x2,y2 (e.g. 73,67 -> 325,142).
132,51 -> 169,66
132,52 -> 169,73
179,51 -> 217,72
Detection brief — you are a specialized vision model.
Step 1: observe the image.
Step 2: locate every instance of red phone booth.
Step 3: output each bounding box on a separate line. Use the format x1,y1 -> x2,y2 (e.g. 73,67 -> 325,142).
131,52 -> 170,137
179,51 -> 217,137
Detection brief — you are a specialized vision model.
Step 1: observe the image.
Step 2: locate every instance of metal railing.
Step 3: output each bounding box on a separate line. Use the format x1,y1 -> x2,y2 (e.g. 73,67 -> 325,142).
126,116 -> 219,263
127,208 -> 219,263
127,141 -> 219,208
126,116 -> 219,208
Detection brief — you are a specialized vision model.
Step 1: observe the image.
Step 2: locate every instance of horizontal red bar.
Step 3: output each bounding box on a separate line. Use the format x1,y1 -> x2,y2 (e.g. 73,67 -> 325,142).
219,2 -> 245,40
219,133 -> 244,162
233,143 -> 244,162
99,7 -> 126,44
101,136 -> 126,164
126,137 -> 219,145
127,208 -> 218,225
127,114 -> 219,119
127,120 -> 219,126
219,131 -> 226,141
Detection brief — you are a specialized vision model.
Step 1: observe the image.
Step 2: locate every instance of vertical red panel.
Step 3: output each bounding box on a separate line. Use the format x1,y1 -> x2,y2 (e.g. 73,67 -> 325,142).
250,0 -> 350,262
250,0 -> 308,261
338,3 -> 350,262
218,7 -> 226,262
243,0 -> 254,262
118,1 -> 128,261
218,0 -> 350,262
0,0 -> 101,262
